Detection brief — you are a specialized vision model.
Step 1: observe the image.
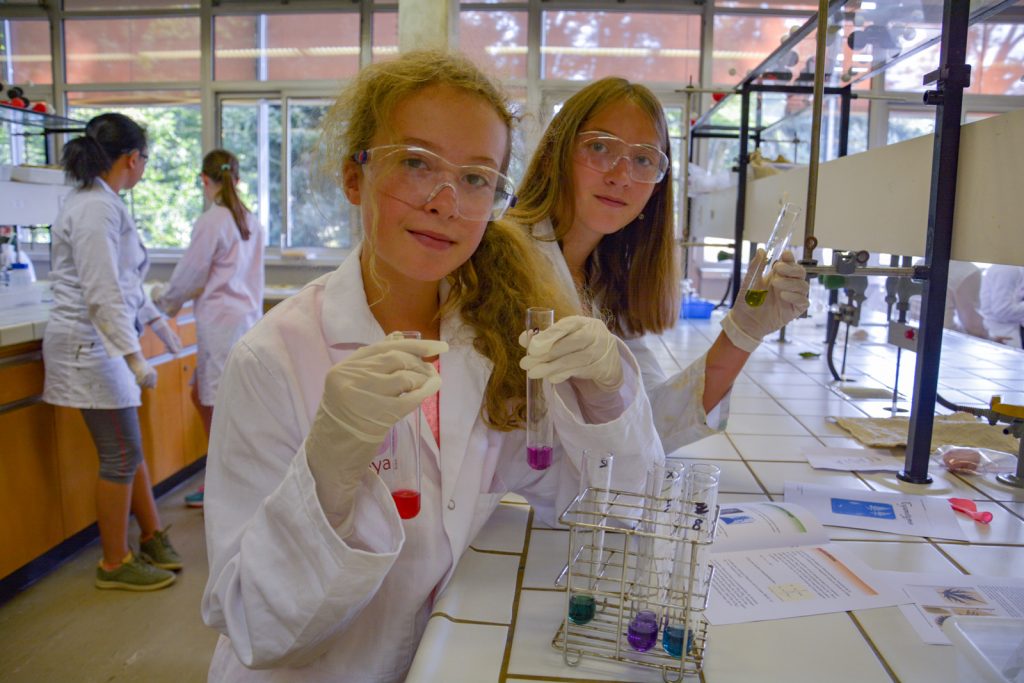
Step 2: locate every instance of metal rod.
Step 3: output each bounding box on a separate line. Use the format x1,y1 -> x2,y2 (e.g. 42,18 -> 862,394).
802,0 -> 829,263
732,86 -> 751,307
838,86 -> 851,159
901,0 -> 972,486
803,265 -> 917,278
681,84 -> 694,281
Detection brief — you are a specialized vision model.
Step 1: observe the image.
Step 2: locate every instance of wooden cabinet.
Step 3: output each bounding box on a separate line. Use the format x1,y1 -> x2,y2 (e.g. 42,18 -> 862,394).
53,406 -> 99,537
138,356 -> 186,485
179,356 -> 208,465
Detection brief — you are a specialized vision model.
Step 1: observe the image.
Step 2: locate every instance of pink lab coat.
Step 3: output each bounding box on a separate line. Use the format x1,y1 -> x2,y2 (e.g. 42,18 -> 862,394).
159,204 -> 264,405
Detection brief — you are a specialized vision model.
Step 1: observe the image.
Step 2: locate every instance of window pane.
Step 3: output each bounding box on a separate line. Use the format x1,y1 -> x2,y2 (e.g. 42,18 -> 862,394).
717,1 -> 819,8
1,19 -> 52,85
68,92 -> 202,248
459,11 -> 527,81
884,21 -> 1024,95
65,17 -> 200,84
64,0 -> 197,9
214,14 -> 360,82
372,11 -> 399,62
288,100 -> 351,248
712,14 -> 809,85
542,11 -> 701,82
887,108 -> 935,144
221,98 -> 283,248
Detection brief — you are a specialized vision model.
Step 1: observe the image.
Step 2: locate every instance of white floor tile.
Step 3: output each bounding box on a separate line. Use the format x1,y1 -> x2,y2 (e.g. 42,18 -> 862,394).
668,432 -> 741,460
406,618 -> 508,683
854,606 -> 962,683
750,461 -> 871,495
729,434 -> 827,462
938,543 -> 1024,577
726,413 -> 814,436
432,549 -> 521,624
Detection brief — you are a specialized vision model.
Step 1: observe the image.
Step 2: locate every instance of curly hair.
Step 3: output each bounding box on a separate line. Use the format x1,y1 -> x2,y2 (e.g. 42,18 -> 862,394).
509,77 -> 679,337
320,50 -> 578,430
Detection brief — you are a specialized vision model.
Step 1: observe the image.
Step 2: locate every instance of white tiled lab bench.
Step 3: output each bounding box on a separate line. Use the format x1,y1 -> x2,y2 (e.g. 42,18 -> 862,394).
406,312 -> 1024,683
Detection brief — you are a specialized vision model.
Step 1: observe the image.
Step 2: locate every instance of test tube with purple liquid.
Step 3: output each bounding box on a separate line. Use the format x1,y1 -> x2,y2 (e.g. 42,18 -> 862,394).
525,307 -> 554,470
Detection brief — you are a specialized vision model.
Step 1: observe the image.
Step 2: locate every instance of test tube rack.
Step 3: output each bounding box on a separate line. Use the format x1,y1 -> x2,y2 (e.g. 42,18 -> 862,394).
552,486 -> 718,683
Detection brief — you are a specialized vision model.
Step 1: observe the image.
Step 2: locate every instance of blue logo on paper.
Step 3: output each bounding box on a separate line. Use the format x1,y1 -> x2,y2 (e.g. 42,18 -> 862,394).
830,497 -> 896,519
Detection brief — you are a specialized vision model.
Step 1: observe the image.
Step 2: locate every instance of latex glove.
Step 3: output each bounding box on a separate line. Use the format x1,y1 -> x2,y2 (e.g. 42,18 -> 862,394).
150,317 -> 182,355
125,352 -> 157,389
518,315 -> 623,392
305,337 -> 448,528
721,249 -> 809,353
150,283 -> 176,317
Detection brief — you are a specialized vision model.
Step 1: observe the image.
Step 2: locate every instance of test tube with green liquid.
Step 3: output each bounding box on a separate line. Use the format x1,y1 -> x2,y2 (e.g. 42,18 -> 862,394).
744,203 -> 801,307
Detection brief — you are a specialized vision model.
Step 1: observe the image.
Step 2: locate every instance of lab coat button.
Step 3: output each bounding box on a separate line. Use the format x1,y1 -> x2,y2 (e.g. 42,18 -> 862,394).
447,499 -> 456,510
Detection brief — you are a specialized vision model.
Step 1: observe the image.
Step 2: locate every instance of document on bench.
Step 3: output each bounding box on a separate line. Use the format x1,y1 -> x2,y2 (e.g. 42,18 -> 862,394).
875,570 -> 1024,645
783,481 -> 969,541
705,502 -> 903,625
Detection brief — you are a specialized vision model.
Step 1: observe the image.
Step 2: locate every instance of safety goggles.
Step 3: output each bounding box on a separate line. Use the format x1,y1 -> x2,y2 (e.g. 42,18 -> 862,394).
354,145 -> 517,222
574,131 -> 669,184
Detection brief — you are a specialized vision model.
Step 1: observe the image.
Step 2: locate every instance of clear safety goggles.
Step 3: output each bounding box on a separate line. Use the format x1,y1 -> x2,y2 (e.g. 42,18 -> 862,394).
574,131 -> 669,184
354,145 -> 517,222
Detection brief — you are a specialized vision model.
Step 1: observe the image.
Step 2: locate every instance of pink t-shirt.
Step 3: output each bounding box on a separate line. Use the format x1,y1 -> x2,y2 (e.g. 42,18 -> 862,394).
422,359 -> 441,448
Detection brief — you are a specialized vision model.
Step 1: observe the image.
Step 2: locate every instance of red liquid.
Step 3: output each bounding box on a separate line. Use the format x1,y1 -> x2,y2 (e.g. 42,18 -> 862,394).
527,445 -> 553,470
391,489 -> 421,519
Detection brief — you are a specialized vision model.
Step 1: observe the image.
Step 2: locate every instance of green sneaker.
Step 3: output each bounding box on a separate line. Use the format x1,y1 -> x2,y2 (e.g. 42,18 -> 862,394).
139,528 -> 183,571
96,554 -> 175,591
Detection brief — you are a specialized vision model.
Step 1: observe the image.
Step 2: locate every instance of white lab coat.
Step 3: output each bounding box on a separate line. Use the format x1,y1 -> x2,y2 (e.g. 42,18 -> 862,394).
159,204 -> 265,405
43,179 -> 161,409
201,245 -> 663,682
908,260 -> 988,338
980,264 -> 1024,348
527,219 -> 729,455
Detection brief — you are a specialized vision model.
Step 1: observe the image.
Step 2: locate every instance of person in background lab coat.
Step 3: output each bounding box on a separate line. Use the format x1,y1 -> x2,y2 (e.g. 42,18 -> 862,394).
980,264 -> 1024,348
201,51 -> 663,683
507,78 -> 810,455
42,113 -> 184,591
152,149 -> 265,509
909,259 -> 988,339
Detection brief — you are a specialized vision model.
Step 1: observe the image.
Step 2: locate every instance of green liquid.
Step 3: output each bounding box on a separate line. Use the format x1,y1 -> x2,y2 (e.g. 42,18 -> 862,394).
745,289 -> 768,307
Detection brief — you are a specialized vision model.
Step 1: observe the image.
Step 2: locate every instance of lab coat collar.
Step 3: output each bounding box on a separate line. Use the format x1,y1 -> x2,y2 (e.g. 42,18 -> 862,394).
321,243 -> 386,348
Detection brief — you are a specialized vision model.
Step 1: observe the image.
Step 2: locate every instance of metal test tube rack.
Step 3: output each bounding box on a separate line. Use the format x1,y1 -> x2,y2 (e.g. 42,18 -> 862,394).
552,486 -> 719,682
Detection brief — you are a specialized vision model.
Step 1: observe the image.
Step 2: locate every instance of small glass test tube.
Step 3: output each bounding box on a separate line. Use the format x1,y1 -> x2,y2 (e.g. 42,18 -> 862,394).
744,203 -> 801,307
386,330 -> 424,520
568,450 -> 615,626
525,307 -> 555,470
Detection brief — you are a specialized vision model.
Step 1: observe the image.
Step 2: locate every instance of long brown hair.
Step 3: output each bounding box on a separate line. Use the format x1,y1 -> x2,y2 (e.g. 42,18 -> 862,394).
320,50 -> 578,431
202,149 -> 251,240
510,78 -> 679,337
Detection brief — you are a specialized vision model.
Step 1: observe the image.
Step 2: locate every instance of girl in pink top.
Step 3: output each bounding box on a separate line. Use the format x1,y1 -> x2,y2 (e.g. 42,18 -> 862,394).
154,149 -> 265,434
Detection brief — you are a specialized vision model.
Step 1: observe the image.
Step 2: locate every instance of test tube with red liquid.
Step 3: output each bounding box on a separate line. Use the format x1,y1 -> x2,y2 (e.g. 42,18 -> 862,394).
525,307 -> 555,470
387,330 -> 424,519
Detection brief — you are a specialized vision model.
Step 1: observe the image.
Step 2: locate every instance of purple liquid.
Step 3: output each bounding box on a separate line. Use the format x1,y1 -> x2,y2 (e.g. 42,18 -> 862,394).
527,445 -> 553,470
627,610 -> 658,652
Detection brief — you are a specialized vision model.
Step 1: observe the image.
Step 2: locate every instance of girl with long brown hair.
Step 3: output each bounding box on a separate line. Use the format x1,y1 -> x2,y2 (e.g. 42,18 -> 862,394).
510,77 -> 810,454
200,51 -> 662,682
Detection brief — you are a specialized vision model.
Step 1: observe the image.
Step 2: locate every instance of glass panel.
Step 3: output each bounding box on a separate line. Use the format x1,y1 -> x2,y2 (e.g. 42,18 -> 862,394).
68,92 -> 202,248
887,107 -> 935,144
759,95 -> 869,161
459,11 -> 527,80
1,19 -> 52,85
541,11 -> 701,82
220,97 -> 283,249
65,17 -> 200,84
717,1 -> 819,8
712,14 -> 811,85
64,0 -> 197,9
372,11 -> 398,62
287,99 -> 351,248
214,13 -> 360,82
884,21 -> 1024,95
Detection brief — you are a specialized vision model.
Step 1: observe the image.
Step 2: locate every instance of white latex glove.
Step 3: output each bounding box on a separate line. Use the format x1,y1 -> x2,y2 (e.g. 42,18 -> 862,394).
518,315 -> 623,392
305,337 -> 448,529
150,283 -> 176,317
125,352 -> 157,389
721,249 -> 810,353
150,317 -> 182,354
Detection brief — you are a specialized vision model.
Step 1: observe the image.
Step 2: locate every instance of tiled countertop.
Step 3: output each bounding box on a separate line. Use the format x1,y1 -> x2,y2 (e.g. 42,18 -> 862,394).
406,312 -> 1024,682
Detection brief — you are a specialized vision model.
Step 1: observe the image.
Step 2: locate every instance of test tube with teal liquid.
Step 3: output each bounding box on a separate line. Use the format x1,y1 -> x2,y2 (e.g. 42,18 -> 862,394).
525,307 -> 554,470
567,450 -> 614,625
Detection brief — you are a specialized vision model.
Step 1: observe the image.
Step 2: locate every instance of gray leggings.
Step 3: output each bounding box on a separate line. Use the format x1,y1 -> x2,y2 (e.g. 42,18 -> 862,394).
81,408 -> 144,484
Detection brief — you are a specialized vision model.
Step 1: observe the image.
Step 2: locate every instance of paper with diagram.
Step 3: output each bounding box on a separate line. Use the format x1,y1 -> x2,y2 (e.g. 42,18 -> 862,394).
705,502 -> 904,625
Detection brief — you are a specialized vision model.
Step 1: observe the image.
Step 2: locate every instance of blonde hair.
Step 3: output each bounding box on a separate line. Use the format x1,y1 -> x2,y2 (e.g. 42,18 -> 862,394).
202,149 -> 251,240
510,77 -> 679,337
321,50 -> 578,431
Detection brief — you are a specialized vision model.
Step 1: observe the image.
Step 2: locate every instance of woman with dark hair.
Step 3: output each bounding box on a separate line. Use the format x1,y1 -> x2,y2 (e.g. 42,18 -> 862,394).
43,112 -> 183,591
511,78 -> 810,454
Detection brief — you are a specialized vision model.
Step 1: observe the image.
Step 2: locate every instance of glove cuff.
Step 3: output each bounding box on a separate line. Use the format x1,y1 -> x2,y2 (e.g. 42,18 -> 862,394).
720,311 -> 762,354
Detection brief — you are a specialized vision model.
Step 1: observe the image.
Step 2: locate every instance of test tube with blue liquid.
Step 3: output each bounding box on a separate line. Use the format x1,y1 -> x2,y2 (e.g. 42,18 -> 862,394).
525,307 -> 554,470
385,330 -> 423,519
627,463 -> 683,653
567,450 -> 615,626
662,462 -> 719,658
